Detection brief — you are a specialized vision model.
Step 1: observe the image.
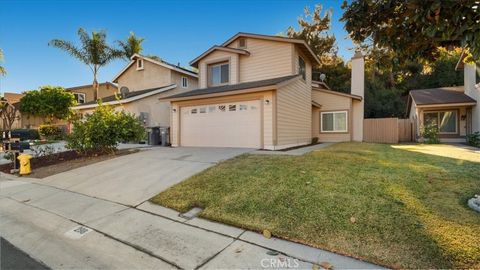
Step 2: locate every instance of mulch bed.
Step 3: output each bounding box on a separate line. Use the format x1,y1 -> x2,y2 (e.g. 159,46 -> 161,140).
0,149 -> 139,178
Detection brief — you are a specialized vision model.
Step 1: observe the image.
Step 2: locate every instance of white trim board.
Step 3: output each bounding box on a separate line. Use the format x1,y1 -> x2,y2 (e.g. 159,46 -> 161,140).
73,84 -> 177,110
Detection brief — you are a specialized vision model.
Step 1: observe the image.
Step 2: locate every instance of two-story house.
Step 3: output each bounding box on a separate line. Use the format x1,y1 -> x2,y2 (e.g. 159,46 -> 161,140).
74,54 -> 198,127
165,33 -> 365,149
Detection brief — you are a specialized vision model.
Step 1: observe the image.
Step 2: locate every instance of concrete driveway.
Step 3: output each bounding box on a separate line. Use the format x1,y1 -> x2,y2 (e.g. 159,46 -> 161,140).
35,147 -> 252,206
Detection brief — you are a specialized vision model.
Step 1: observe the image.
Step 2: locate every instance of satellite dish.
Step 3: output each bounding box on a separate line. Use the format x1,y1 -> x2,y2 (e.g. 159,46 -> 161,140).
120,87 -> 130,98
319,74 -> 326,82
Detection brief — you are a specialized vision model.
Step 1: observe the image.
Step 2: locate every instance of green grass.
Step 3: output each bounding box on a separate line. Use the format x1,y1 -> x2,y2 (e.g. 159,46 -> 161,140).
151,143 -> 480,268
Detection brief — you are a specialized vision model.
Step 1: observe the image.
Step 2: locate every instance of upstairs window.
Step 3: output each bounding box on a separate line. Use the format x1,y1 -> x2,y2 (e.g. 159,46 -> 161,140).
136,59 -> 144,70
299,56 -> 306,80
181,77 -> 188,88
238,38 -> 247,49
209,62 -> 229,86
73,93 -> 86,104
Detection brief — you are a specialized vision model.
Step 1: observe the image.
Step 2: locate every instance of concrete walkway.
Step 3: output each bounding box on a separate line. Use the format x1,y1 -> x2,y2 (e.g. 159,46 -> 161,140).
252,142 -> 336,156
0,178 -> 384,269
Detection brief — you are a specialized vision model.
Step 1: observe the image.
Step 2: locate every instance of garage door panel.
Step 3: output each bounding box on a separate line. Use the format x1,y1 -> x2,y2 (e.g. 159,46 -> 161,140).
180,100 -> 261,148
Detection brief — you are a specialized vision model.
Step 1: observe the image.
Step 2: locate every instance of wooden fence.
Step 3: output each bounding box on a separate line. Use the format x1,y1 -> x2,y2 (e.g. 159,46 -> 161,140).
363,118 -> 413,144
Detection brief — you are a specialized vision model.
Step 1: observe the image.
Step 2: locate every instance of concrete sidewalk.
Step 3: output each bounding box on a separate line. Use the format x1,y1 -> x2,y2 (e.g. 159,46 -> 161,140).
0,179 -> 383,270
252,142 -> 336,156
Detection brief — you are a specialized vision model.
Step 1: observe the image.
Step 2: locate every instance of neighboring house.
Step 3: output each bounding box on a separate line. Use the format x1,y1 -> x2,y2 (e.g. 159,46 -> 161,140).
164,32 -> 364,149
65,82 -> 118,104
73,54 -> 198,127
407,63 -> 479,142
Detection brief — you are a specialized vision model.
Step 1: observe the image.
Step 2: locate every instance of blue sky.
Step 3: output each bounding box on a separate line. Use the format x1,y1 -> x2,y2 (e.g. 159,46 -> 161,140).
0,0 -> 354,93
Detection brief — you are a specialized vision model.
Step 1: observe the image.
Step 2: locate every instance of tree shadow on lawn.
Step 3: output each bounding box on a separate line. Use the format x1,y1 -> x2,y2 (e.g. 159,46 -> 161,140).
152,142 -> 480,268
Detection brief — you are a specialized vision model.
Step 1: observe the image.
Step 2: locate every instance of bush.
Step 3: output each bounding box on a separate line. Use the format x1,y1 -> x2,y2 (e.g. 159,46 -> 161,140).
66,104 -> 145,153
39,124 -> 64,140
11,129 -> 40,141
422,123 -> 440,144
466,131 -> 480,147
311,137 -> 319,144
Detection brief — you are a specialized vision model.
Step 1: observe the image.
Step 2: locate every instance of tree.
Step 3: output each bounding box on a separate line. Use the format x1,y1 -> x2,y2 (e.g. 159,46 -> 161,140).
19,86 -> 76,123
0,98 -> 18,130
341,0 -> 480,62
49,28 -> 122,100
0,49 -> 6,76
286,4 -> 337,67
116,32 -> 145,60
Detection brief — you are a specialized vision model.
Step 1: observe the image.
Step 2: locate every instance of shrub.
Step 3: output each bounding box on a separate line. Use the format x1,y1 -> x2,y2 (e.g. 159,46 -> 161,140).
311,137 -> 319,144
66,104 -> 145,153
39,124 -> 64,140
466,131 -> 480,147
11,129 -> 40,141
422,123 -> 440,144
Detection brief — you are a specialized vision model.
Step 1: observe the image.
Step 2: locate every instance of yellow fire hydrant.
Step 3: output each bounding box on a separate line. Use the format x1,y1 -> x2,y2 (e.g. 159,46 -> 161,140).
17,154 -> 32,175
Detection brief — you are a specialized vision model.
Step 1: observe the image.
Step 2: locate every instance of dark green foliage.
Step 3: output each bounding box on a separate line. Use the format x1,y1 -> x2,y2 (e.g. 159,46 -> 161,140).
315,61 -> 351,93
11,129 -> 40,141
19,86 -> 76,122
341,0 -> 480,61
466,132 -> 480,147
66,104 -> 145,153
39,124 -> 64,140
364,79 -> 405,118
422,123 -> 440,144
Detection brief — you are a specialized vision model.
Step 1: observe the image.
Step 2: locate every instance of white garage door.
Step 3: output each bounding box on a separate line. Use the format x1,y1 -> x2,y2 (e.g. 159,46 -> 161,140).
180,100 -> 262,148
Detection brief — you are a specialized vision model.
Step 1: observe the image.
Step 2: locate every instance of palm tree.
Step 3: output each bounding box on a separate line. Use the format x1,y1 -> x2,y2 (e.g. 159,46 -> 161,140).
0,49 -> 6,76
117,32 -> 144,60
49,28 -> 122,100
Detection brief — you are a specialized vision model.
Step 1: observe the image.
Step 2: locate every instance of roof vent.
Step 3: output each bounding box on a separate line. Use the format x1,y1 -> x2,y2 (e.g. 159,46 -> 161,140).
120,87 -> 130,98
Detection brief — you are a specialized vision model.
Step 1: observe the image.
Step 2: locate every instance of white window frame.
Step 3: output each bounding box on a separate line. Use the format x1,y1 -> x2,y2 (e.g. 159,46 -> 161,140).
208,62 -> 229,86
423,110 -> 458,134
320,111 -> 348,133
181,77 -> 188,88
136,59 -> 144,70
73,92 -> 86,104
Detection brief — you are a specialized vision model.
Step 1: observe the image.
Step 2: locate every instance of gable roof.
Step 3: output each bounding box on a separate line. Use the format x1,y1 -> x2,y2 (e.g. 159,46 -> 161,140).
73,84 -> 176,109
409,86 -> 476,105
406,86 -> 476,115
221,32 -> 321,65
190,46 -> 250,67
163,75 -> 300,101
112,54 -> 198,83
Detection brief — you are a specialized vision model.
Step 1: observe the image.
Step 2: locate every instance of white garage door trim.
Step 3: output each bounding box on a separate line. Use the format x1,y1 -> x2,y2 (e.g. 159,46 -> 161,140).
180,100 -> 262,148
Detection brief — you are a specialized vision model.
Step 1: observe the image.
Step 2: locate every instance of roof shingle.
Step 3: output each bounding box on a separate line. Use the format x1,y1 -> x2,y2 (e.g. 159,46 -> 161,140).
79,84 -> 175,106
410,86 -> 476,105
165,75 -> 299,99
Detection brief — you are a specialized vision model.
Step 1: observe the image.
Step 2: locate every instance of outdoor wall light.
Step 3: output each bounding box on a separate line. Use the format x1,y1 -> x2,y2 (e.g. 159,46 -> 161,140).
461,115 -> 466,120
172,108 -> 177,113
265,99 -> 270,105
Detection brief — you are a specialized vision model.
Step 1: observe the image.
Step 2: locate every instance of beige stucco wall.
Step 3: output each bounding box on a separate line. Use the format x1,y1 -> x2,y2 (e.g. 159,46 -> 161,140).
171,70 -> 198,92
76,86 -> 193,127
311,90 -> 352,142
67,83 -> 118,103
170,90 -> 274,149
117,60 -> 172,91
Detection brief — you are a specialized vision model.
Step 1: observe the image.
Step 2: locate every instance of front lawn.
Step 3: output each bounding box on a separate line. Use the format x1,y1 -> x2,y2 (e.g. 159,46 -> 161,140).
151,143 -> 480,268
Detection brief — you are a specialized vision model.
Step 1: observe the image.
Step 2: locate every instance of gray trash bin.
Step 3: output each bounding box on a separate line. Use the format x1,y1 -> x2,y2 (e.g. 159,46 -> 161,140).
148,127 -> 160,145
160,127 -> 170,146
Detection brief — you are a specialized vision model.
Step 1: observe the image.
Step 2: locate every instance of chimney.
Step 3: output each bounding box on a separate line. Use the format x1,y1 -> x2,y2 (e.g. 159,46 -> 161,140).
464,63 -> 480,133
351,51 -> 365,142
